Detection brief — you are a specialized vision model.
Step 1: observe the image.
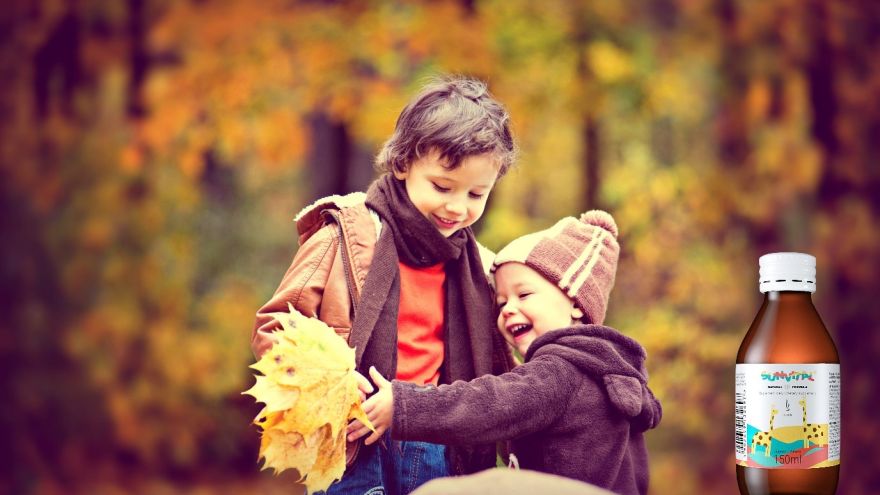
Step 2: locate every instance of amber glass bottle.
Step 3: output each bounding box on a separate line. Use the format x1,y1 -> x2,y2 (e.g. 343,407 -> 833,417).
736,253 -> 840,495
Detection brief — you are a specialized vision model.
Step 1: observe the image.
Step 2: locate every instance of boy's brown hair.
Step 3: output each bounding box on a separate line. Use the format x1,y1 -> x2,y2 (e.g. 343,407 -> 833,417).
375,75 -> 517,177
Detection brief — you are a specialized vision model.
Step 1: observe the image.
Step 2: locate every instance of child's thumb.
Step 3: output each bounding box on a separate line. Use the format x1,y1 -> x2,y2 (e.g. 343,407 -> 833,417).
369,366 -> 390,387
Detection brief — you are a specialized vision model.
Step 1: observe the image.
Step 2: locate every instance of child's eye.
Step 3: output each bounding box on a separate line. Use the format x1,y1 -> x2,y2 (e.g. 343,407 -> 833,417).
432,183 -> 451,193
519,292 -> 534,299
468,192 -> 485,199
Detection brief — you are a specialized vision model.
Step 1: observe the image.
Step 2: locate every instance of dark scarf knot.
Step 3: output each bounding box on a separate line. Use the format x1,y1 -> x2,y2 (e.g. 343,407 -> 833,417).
365,174 -> 465,267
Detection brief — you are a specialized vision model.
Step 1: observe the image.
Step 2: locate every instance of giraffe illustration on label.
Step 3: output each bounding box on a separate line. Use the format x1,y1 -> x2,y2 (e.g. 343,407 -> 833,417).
799,396 -> 828,449
750,405 -> 778,456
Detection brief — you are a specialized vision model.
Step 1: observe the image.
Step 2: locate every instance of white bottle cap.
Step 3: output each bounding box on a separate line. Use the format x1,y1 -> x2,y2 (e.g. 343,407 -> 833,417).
759,252 -> 816,293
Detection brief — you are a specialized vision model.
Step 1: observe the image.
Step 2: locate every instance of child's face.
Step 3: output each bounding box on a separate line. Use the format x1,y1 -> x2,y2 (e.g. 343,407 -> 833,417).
494,262 -> 580,356
394,149 -> 500,237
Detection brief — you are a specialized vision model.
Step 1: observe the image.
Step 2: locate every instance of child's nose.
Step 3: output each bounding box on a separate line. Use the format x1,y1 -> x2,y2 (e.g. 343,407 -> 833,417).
444,200 -> 465,216
500,301 -> 517,316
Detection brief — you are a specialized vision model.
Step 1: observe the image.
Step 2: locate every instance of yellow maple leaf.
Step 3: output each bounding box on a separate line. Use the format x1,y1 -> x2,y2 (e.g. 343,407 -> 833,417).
243,304 -> 374,493
259,427 -> 321,479
307,425 -> 347,491
246,374 -> 302,414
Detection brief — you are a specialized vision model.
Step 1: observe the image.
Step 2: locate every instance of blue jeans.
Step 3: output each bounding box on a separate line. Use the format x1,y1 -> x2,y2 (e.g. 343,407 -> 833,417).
319,432 -> 449,495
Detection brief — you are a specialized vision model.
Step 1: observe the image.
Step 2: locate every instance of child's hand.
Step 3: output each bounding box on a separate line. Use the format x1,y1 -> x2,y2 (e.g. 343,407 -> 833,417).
347,366 -> 393,445
353,369 -> 374,402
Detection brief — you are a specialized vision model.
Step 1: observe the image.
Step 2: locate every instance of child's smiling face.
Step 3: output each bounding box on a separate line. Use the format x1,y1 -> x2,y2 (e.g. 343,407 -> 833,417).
494,262 -> 581,356
394,149 -> 500,237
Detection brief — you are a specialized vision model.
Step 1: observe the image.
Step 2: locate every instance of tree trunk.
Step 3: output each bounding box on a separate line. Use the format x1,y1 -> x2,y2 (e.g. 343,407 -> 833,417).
307,113 -> 373,202
716,0 -> 750,168
128,0 -> 148,118
33,7 -> 81,119
572,3 -> 601,213
582,114 -> 600,211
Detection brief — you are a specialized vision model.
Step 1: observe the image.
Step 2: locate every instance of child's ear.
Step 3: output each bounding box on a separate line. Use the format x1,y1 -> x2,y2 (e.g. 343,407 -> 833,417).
571,307 -> 584,320
393,168 -> 409,180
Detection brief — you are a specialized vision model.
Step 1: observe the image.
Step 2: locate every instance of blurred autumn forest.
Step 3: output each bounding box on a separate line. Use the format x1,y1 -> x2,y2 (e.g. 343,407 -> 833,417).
2,0 -> 879,494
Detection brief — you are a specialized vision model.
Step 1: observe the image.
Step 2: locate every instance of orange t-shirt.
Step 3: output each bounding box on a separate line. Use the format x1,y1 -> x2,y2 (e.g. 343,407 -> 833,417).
396,261 -> 446,386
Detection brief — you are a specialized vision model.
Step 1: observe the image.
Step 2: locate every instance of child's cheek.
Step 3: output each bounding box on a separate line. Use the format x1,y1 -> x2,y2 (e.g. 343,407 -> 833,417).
471,196 -> 492,223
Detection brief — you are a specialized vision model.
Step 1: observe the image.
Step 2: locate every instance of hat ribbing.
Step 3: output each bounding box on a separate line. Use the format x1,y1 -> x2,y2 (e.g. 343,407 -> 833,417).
492,210 -> 620,325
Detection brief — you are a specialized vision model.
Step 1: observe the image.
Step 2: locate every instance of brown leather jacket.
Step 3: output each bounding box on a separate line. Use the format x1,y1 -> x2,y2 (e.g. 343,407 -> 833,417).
251,192 -> 497,467
252,192 -> 380,358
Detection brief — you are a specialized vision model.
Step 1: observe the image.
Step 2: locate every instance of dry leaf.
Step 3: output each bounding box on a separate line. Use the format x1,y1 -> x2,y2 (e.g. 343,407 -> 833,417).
243,304 -> 374,493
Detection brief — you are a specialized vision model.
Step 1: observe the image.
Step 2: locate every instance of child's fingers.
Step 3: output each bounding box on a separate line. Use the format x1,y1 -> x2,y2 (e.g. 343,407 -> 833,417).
347,424 -> 373,442
354,370 -> 375,394
346,419 -> 363,434
347,425 -> 365,441
364,427 -> 384,446
368,366 -> 391,388
364,404 -> 376,418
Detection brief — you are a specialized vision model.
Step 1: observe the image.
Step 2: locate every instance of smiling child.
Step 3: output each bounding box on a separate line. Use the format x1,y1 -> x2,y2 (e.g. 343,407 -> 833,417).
350,211 -> 663,495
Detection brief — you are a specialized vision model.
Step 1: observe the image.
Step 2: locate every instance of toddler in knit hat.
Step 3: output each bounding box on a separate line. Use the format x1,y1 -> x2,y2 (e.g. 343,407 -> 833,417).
350,211 -> 662,495
491,210 -> 620,357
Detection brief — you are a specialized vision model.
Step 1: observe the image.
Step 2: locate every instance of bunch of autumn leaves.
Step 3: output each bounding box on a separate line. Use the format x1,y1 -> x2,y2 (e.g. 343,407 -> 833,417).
243,305 -> 374,493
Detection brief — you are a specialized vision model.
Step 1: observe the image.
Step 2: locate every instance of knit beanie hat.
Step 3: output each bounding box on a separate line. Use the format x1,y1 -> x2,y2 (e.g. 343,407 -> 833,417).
492,210 -> 620,326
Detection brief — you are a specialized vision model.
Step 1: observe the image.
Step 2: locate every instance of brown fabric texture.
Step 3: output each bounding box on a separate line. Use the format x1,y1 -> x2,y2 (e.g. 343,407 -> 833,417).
392,324 -> 662,495
360,174 -> 512,474
251,194 -> 377,358
358,174 -> 503,381
493,210 -> 619,326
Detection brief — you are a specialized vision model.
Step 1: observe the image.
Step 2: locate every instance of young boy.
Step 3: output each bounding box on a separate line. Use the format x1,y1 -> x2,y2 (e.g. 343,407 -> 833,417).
252,76 -> 516,494
349,211 -> 663,495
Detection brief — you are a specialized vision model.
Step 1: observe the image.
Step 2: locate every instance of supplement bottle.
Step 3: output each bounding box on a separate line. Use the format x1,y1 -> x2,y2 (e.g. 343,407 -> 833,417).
736,253 -> 840,494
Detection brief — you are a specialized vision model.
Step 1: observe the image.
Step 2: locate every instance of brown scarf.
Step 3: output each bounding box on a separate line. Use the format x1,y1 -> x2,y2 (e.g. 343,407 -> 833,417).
348,174 -> 510,473
352,173 -> 509,379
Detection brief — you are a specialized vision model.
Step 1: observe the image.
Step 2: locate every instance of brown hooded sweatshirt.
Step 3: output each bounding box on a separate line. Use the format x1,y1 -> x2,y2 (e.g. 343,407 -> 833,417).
392,324 -> 662,495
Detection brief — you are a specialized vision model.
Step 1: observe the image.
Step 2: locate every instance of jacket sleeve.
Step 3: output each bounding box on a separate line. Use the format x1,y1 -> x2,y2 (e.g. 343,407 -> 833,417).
251,224 -> 339,358
391,356 -> 576,445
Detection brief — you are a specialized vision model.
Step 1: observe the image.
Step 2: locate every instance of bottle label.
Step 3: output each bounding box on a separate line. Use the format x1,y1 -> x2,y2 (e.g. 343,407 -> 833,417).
735,363 -> 840,469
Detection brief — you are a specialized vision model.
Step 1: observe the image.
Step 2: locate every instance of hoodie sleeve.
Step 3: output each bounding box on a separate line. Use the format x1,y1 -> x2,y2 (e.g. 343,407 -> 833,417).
391,355 -> 577,445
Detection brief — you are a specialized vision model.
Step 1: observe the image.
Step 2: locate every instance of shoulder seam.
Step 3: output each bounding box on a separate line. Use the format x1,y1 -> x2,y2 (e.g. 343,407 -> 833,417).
294,192 -> 368,223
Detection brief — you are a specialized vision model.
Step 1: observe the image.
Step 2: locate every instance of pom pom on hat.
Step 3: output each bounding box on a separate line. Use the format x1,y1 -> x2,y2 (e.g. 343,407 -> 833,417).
580,210 -> 618,239
493,210 -> 620,325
